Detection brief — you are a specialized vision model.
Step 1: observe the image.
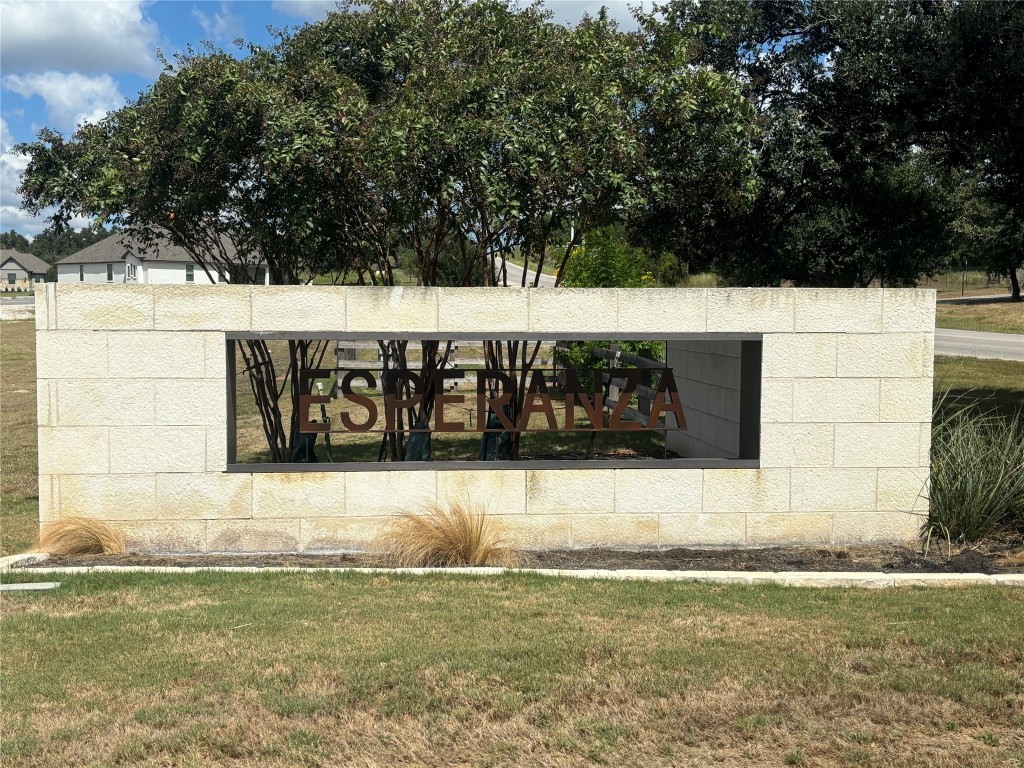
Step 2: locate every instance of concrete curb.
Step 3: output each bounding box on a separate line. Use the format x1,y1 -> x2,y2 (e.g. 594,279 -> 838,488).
0,553 -> 48,571
5,561 -> 1023,588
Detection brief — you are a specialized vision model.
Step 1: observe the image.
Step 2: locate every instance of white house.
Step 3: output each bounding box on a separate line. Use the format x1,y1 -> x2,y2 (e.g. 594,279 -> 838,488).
1,249 -> 49,289
56,233 -> 271,285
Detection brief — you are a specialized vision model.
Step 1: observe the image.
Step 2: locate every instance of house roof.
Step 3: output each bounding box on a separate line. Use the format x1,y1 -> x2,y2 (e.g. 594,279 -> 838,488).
0,249 -> 50,274
56,232 -> 252,266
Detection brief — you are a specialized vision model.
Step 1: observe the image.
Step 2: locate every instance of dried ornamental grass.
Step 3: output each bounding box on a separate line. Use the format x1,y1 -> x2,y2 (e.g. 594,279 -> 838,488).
37,516 -> 126,556
376,501 -> 518,568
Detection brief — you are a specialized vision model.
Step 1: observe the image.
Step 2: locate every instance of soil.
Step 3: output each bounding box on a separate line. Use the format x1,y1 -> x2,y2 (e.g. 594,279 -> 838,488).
20,539 -> 1024,574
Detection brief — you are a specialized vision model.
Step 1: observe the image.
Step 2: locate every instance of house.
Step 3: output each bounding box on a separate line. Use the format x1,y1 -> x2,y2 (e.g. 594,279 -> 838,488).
56,232 -> 271,285
1,249 -> 49,289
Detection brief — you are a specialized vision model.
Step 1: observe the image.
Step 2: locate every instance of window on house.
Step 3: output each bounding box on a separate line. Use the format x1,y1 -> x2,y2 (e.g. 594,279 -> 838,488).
106,263 -> 114,282
218,270 -> 226,283
7,272 -> 15,285
79,265 -> 84,282
186,263 -> 195,283
126,263 -> 137,281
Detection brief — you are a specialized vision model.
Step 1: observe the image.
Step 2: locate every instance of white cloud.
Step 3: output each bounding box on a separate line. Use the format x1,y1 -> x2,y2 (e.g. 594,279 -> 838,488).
3,72 -> 125,132
0,0 -> 160,76
0,117 -> 91,237
193,2 -> 244,43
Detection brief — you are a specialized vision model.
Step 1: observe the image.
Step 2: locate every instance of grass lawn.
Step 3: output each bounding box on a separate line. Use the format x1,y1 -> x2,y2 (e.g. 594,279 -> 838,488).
935,297 -> 1024,334
0,320 -> 38,556
2,571 -> 1024,768
934,355 -> 1024,420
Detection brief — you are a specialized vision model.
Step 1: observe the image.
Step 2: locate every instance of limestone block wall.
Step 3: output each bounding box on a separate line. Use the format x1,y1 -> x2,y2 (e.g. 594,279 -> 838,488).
35,284 -> 935,552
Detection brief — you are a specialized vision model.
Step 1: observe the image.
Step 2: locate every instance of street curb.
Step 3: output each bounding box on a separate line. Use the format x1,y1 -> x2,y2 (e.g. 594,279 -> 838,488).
5,561 -> 1023,588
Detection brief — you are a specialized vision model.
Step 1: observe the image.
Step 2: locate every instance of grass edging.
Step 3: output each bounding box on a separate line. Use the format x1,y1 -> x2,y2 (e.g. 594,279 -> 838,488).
7,564 -> 1024,588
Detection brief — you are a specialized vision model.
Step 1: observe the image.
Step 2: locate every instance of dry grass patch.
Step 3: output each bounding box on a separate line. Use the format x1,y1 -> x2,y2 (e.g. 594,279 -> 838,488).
376,500 -> 519,567
936,296 -> 1024,334
0,320 -> 39,555
37,516 -> 125,556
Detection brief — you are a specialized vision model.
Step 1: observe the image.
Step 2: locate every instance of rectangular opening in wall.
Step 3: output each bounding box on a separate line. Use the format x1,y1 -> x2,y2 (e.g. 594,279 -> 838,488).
225,334 -> 762,471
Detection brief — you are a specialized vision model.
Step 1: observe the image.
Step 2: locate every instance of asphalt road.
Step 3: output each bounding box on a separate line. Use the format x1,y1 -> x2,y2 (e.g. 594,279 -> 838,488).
0,296 -> 35,305
493,258 -> 557,288
934,328 -> 1024,361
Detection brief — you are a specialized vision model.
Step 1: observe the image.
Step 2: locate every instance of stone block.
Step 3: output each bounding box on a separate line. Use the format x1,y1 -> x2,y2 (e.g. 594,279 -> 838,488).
834,423 -> 921,468
492,514 -> 572,549
59,474 -> 156,519
794,289 -> 883,333
56,285 -> 154,330
571,515 -> 659,547
705,288 -> 795,332
792,378 -> 879,423
877,467 -> 930,512
154,285 -> 251,331
207,427 -> 228,472
659,513 -> 746,547
157,473 -> 252,520
36,330 -> 108,379
107,331 -> 206,379
301,516 -> 391,552
879,378 -> 934,423
57,379 -> 155,426
837,334 -> 926,378
34,284 -> 48,331
36,380 -> 52,426
790,468 -> 876,512
346,287 -> 438,333
154,380 -> 226,426
252,472 -> 346,518
38,426 -> 109,474
435,469 -> 527,516
526,469 -> 616,515
759,424 -> 834,467
119,520 -> 207,553
746,513 -> 832,546
919,423 -> 932,467
703,468 -> 790,514
528,288 -> 618,334
109,426 -> 207,473
614,469 -> 702,515
207,519 -> 301,553
250,285 -> 346,332
922,333 -> 935,377
760,379 -> 793,423
204,333 -> 227,379
437,288 -> 530,333
882,289 -> 936,332
833,511 -> 922,545
761,334 -> 837,378
617,289 -> 707,333
345,471 -> 436,517
38,474 -> 56,523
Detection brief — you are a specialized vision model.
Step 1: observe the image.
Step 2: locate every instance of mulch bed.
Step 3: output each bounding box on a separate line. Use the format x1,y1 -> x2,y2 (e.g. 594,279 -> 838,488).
20,539 -> 1024,574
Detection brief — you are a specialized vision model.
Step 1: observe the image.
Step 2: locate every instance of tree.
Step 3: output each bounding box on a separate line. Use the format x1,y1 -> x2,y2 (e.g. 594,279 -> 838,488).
0,231 -> 30,251
16,0 -> 755,461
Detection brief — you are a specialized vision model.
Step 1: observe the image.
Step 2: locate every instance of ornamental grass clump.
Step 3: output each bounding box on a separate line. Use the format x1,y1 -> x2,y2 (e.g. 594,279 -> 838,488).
929,403 -> 1024,543
37,517 -> 126,556
377,501 -> 518,568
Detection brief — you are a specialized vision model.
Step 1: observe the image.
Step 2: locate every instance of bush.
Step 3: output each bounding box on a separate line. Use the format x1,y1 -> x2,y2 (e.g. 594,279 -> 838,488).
929,403 -> 1024,542
37,516 -> 126,556
375,501 -> 518,567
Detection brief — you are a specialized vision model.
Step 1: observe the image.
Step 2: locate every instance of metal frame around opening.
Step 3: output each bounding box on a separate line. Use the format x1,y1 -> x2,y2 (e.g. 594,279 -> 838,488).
225,332 -> 763,473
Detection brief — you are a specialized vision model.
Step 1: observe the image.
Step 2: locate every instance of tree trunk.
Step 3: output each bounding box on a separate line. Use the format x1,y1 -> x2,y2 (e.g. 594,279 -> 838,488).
1009,261 -> 1021,302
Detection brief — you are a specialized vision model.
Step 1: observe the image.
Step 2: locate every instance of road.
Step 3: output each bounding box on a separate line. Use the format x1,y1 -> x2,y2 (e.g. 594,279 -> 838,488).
934,328 -> 1024,361
492,258 -> 557,288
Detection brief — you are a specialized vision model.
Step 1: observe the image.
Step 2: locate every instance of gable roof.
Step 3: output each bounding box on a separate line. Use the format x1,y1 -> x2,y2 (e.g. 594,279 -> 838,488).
0,249 -> 50,274
56,231 -> 257,267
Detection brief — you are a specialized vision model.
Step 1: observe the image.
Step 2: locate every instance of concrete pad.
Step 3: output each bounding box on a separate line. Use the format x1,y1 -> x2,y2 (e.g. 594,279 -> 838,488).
0,582 -> 61,591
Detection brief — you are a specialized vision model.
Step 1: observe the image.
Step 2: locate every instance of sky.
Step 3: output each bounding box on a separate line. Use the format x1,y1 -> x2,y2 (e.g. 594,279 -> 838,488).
0,0 -> 644,239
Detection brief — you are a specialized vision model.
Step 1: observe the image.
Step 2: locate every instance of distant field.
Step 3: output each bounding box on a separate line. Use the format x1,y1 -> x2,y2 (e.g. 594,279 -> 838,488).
936,296 -> 1024,334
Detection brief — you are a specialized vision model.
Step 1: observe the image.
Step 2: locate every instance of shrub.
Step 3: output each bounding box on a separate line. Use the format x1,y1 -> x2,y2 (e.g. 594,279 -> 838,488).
37,516 -> 126,556
929,403 -> 1024,542
375,501 -> 518,567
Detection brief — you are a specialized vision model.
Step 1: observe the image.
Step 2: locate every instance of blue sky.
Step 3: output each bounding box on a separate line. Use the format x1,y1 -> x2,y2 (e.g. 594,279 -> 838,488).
0,0 -> 643,238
